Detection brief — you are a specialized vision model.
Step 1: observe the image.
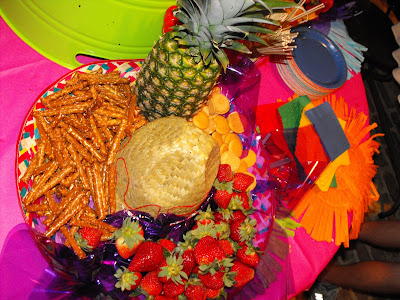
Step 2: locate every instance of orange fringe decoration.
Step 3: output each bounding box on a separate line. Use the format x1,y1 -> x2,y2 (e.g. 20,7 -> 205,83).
292,95 -> 384,247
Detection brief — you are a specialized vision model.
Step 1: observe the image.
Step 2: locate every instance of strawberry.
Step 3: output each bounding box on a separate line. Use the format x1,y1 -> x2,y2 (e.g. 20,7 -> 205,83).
218,239 -> 237,257
74,227 -> 102,251
198,269 -> 225,290
158,255 -> 188,284
139,270 -> 163,296
216,164 -> 233,182
214,220 -> 230,240
229,192 -> 251,211
153,295 -> 176,300
163,280 -> 186,297
198,264 -> 235,290
113,217 -> 144,259
236,244 -> 260,267
181,248 -> 196,276
158,238 -> 177,252
194,236 -> 225,265
114,266 -> 142,291
184,280 -> 206,300
232,172 -> 254,192
195,205 -> 215,226
128,241 -> 164,272
205,287 -> 226,299
231,261 -> 255,288
231,210 -> 247,223
213,189 -> 233,209
229,217 -> 257,243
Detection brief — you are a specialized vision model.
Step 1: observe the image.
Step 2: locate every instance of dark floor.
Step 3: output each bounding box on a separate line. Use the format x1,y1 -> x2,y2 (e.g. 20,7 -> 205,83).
304,0 -> 400,299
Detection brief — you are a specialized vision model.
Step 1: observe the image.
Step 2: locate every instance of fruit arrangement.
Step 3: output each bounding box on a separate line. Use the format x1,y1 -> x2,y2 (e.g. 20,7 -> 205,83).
112,164 -> 260,299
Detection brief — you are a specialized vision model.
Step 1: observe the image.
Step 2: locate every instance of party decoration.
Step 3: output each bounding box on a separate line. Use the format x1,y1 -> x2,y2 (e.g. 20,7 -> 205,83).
293,95 -> 383,247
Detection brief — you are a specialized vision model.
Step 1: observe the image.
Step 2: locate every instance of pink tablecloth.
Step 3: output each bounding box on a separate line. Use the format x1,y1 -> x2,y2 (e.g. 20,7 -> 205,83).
0,15 -> 369,299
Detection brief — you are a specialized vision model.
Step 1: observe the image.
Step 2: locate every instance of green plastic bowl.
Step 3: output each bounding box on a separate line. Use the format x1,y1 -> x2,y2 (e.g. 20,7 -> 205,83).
0,0 -> 175,69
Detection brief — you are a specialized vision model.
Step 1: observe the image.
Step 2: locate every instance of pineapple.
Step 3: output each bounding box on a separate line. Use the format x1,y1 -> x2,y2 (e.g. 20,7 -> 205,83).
135,0 -> 299,121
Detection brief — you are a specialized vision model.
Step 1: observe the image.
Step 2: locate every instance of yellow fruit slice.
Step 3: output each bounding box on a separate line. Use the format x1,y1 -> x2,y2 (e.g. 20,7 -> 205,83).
242,149 -> 257,168
203,118 -> 216,134
223,132 -> 241,144
210,85 -> 221,96
211,94 -> 230,115
220,143 -> 229,155
212,131 -> 224,146
207,99 -> 216,116
221,150 -> 241,171
228,138 -> 243,158
227,111 -> 245,133
214,115 -> 230,135
192,111 -> 209,129
202,105 -> 210,116
236,159 -> 248,173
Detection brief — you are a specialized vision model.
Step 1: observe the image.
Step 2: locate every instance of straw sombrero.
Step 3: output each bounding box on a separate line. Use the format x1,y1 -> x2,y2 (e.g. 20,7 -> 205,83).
115,116 -> 221,217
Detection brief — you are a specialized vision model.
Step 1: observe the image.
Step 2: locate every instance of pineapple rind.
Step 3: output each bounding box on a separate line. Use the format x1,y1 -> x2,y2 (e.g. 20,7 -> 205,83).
135,32 -> 220,121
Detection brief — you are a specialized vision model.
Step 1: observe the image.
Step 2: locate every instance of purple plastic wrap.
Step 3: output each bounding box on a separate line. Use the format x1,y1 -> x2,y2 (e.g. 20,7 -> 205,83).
13,56 -> 278,299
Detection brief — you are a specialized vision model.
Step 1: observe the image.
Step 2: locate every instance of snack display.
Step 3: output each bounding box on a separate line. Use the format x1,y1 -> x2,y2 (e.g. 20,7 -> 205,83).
16,57 -> 274,298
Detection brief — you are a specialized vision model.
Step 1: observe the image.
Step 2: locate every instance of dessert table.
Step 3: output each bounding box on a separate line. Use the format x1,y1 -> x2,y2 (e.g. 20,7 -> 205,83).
0,14 -> 370,299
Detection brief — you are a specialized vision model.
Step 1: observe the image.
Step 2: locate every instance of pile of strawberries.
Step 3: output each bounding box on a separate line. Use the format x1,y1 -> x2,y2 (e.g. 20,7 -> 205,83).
112,164 -> 260,299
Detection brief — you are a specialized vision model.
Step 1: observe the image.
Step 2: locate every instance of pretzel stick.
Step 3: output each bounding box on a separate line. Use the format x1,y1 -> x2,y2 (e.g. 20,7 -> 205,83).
21,142 -> 45,183
80,215 -> 117,232
59,121 -> 105,162
64,208 -> 86,247
41,81 -> 89,105
35,114 -> 54,158
94,108 -> 127,120
23,161 -> 59,206
25,203 -> 49,213
80,73 -> 130,85
67,144 -> 90,190
102,165 -> 110,214
60,127 -> 94,163
37,101 -> 92,117
60,226 -> 86,259
44,191 -> 87,238
106,118 -> 127,165
60,171 -> 79,188
85,166 -> 101,219
44,185 -> 81,227
46,92 -> 92,108
93,116 -> 122,127
88,115 -> 107,156
29,166 -> 74,205
92,162 -> 106,220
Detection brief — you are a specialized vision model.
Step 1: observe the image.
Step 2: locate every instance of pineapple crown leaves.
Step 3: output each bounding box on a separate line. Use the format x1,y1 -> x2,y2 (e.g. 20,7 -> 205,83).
173,0 -> 299,70
114,266 -> 140,292
158,255 -> 189,284
112,217 -> 144,249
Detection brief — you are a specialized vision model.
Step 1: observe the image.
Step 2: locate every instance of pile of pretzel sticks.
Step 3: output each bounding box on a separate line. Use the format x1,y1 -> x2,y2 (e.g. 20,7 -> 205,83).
20,69 -> 147,259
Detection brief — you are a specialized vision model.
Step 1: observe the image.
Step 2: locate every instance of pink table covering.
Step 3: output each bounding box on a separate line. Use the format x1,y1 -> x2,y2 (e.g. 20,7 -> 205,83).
0,15 -> 369,299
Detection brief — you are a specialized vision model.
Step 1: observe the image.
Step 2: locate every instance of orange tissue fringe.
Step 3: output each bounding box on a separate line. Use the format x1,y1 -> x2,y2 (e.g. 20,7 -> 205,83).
292,95 -> 384,247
